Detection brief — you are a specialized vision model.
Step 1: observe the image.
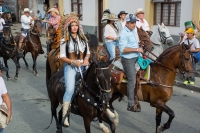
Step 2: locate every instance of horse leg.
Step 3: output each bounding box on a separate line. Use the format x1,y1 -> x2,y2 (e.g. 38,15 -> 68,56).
155,108 -> 163,133
31,53 -> 38,76
12,56 -> 19,80
57,107 -> 63,133
3,58 -> 10,81
100,112 -> 116,133
83,118 -> 92,133
17,57 -> 22,70
99,119 -> 110,133
154,102 -> 175,133
23,54 -> 29,69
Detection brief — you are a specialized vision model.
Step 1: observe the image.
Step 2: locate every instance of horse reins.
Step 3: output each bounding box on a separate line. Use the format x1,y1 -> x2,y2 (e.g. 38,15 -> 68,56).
158,28 -> 172,44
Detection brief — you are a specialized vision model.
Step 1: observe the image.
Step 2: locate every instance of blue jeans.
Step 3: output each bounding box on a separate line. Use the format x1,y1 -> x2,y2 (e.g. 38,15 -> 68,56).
63,63 -> 77,102
24,29 -> 29,35
191,60 -> 197,82
106,41 -> 118,60
0,128 -> 4,133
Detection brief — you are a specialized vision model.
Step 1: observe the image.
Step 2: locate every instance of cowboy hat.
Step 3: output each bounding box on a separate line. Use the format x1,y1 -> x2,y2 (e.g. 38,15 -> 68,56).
48,8 -> 59,15
108,13 -> 119,21
118,11 -> 128,18
135,8 -> 145,15
22,8 -> 33,13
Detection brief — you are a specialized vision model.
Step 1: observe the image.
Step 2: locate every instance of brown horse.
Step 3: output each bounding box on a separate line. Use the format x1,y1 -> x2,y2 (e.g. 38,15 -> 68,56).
0,24 -> 19,80
15,20 -> 44,76
102,43 -> 194,133
97,27 -> 154,63
46,61 -> 116,133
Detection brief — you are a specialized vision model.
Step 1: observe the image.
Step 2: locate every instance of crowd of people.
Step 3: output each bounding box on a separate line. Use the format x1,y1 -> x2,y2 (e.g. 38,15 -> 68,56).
0,3 -> 200,132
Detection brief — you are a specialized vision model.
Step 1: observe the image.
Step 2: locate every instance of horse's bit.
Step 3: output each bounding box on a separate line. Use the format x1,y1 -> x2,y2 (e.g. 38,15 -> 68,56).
158,28 -> 171,44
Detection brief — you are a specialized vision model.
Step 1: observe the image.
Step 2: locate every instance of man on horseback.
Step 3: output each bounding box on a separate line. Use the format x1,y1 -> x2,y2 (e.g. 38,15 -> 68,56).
115,11 -> 128,33
0,11 -> 5,41
135,8 -> 150,31
43,8 -> 61,57
118,14 -> 143,112
59,13 -> 90,127
18,8 -> 37,57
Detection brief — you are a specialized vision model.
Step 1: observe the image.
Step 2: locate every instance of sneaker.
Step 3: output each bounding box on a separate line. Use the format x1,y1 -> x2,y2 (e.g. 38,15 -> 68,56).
189,81 -> 195,85
183,80 -> 188,85
127,106 -> 134,112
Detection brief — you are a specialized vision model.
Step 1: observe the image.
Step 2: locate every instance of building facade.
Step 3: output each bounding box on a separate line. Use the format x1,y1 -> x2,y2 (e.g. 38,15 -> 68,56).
58,0 -> 200,43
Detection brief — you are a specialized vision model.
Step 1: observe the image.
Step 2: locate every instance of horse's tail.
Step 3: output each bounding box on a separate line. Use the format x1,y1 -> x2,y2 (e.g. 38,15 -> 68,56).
44,109 -> 54,130
46,59 -> 51,86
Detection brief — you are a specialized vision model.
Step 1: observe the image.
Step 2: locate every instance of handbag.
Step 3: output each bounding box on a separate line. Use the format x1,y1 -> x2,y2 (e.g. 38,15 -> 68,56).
137,56 -> 152,70
111,70 -> 124,84
192,52 -> 200,62
0,102 -> 8,128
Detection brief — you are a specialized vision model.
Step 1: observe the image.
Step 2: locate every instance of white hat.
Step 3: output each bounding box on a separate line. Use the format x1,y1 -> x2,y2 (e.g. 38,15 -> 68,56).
23,8 -> 32,13
48,8 -> 59,15
0,11 -> 3,14
135,8 -> 145,15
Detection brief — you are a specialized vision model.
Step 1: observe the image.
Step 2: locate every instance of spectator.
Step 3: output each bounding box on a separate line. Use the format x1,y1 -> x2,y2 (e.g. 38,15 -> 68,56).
0,12 -> 5,41
0,59 -> 12,133
36,10 -> 42,20
54,3 -> 58,11
43,2 -> 48,13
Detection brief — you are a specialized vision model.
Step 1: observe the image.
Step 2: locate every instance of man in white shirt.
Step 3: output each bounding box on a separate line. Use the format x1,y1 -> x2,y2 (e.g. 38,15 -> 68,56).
18,8 -> 37,56
0,12 -> 5,41
0,59 -> 12,133
135,8 -> 150,31
115,11 -> 128,33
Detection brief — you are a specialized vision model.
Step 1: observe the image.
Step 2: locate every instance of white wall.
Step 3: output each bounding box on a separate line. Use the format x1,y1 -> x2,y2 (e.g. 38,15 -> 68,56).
107,0 -> 145,16
63,0 -> 98,26
152,0 -> 193,36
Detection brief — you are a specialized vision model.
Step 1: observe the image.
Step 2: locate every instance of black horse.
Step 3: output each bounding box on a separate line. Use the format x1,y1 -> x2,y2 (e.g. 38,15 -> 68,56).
46,61 -> 116,133
0,24 -> 19,80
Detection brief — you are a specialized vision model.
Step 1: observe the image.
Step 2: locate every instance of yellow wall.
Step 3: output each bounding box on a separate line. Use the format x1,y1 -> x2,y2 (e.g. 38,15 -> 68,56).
144,0 -> 154,30
192,0 -> 200,25
58,0 -> 64,16
103,0 -> 108,10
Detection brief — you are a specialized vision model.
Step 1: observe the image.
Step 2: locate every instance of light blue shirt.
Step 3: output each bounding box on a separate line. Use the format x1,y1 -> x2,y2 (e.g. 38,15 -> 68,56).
118,26 -> 139,59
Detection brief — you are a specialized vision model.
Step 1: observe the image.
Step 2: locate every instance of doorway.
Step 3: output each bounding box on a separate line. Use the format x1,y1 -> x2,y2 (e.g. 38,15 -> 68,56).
17,0 -> 29,22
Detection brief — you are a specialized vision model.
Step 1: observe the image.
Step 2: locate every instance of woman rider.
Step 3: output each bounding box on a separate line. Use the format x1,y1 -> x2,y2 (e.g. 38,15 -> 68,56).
59,13 -> 90,127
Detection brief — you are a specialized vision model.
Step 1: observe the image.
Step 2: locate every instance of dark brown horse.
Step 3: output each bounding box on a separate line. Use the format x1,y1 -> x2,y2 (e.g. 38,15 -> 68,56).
46,61 -> 116,133
101,43 -> 194,133
15,20 -> 44,76
97,27 -> 154,63
0,24 -> 19,80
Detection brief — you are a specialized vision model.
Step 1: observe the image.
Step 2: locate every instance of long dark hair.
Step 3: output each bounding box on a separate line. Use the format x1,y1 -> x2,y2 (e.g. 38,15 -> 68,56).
65,23 -> 87,58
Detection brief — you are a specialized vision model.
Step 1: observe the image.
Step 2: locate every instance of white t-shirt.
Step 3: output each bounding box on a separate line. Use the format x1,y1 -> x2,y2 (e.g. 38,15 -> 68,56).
104,24 -> 118,42
184,37 -> 200,51
21,15 -> 34,29
0,77 -> 7,105
121,21 -> 126,29
60,37 -> 90,59
136,18 -> 150,31
0,18 -> 5,31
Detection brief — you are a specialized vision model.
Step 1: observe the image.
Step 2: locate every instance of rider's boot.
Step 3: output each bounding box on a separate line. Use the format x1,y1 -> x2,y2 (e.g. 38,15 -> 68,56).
18,35 -> 25,57
62,102 -> 70,127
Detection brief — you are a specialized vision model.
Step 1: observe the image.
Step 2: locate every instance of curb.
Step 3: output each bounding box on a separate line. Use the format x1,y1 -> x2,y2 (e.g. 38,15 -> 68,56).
174,80 -> 200,93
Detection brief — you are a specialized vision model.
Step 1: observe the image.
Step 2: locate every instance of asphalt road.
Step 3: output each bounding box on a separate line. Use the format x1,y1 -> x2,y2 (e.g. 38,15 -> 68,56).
1,25 -> 200,133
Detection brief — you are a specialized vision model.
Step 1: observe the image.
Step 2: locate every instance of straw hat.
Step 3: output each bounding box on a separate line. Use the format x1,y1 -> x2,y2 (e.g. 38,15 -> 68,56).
48,8 -> 59,15
23,8 -> 32,13
108,13 -> 119,21
135,8 -> 145,15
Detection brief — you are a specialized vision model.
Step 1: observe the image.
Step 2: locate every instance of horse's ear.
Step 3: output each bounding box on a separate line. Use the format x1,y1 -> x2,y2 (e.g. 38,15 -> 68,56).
140,26 -> 143,30
157,23 -> 161,27
161,22 -> 165,27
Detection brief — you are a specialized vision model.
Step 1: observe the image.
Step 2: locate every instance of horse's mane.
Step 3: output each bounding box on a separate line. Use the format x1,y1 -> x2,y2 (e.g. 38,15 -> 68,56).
86,34 -> 98,50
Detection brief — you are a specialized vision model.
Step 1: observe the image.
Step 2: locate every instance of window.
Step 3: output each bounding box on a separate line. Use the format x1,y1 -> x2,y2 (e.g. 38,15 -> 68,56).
71,0 -> 83,20
153,0 -> 181,26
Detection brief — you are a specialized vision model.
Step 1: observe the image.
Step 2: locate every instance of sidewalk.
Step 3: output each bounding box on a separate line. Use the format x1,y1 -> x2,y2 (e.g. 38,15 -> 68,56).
10,23 -> 200,92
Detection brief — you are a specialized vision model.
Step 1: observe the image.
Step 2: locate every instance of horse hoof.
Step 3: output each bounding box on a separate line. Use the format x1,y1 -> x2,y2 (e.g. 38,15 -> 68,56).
56,129 -> 63,133
26,66 -> 29,69
35,73 -> 38,76
19,68 -> 22,71
157,126 -> 163,133
7,78 -> 11,81
14,76 -> 18,80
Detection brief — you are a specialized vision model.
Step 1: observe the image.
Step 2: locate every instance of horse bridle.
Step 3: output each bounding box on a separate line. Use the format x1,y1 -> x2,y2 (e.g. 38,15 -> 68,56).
158,28 -> 172,44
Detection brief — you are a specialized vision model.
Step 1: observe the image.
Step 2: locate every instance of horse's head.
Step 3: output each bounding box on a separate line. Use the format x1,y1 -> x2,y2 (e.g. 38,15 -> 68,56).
85,33 -> 99,63
157,23 -> 174,46
33,20 -> 43,37
86,60 -> 112,103
178,43 -> 194,78
2,24 -> 13,44
46,25 -> 56,46
137,27 -> 154,51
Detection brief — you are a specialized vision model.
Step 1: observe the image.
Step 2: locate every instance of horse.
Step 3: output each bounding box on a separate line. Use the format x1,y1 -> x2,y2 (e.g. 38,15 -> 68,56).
101,43 -> 194,133
14,20 -> 44,76
97,26 -> 154,63
2,12 -> 13,26
46,61 -> 116,133
46,26 -> 99,84
0,24 -> 19,80
146,23 -> 174,60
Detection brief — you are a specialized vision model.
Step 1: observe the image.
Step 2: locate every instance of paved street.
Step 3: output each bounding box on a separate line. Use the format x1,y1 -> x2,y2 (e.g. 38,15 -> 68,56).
1,24 -> 200,133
